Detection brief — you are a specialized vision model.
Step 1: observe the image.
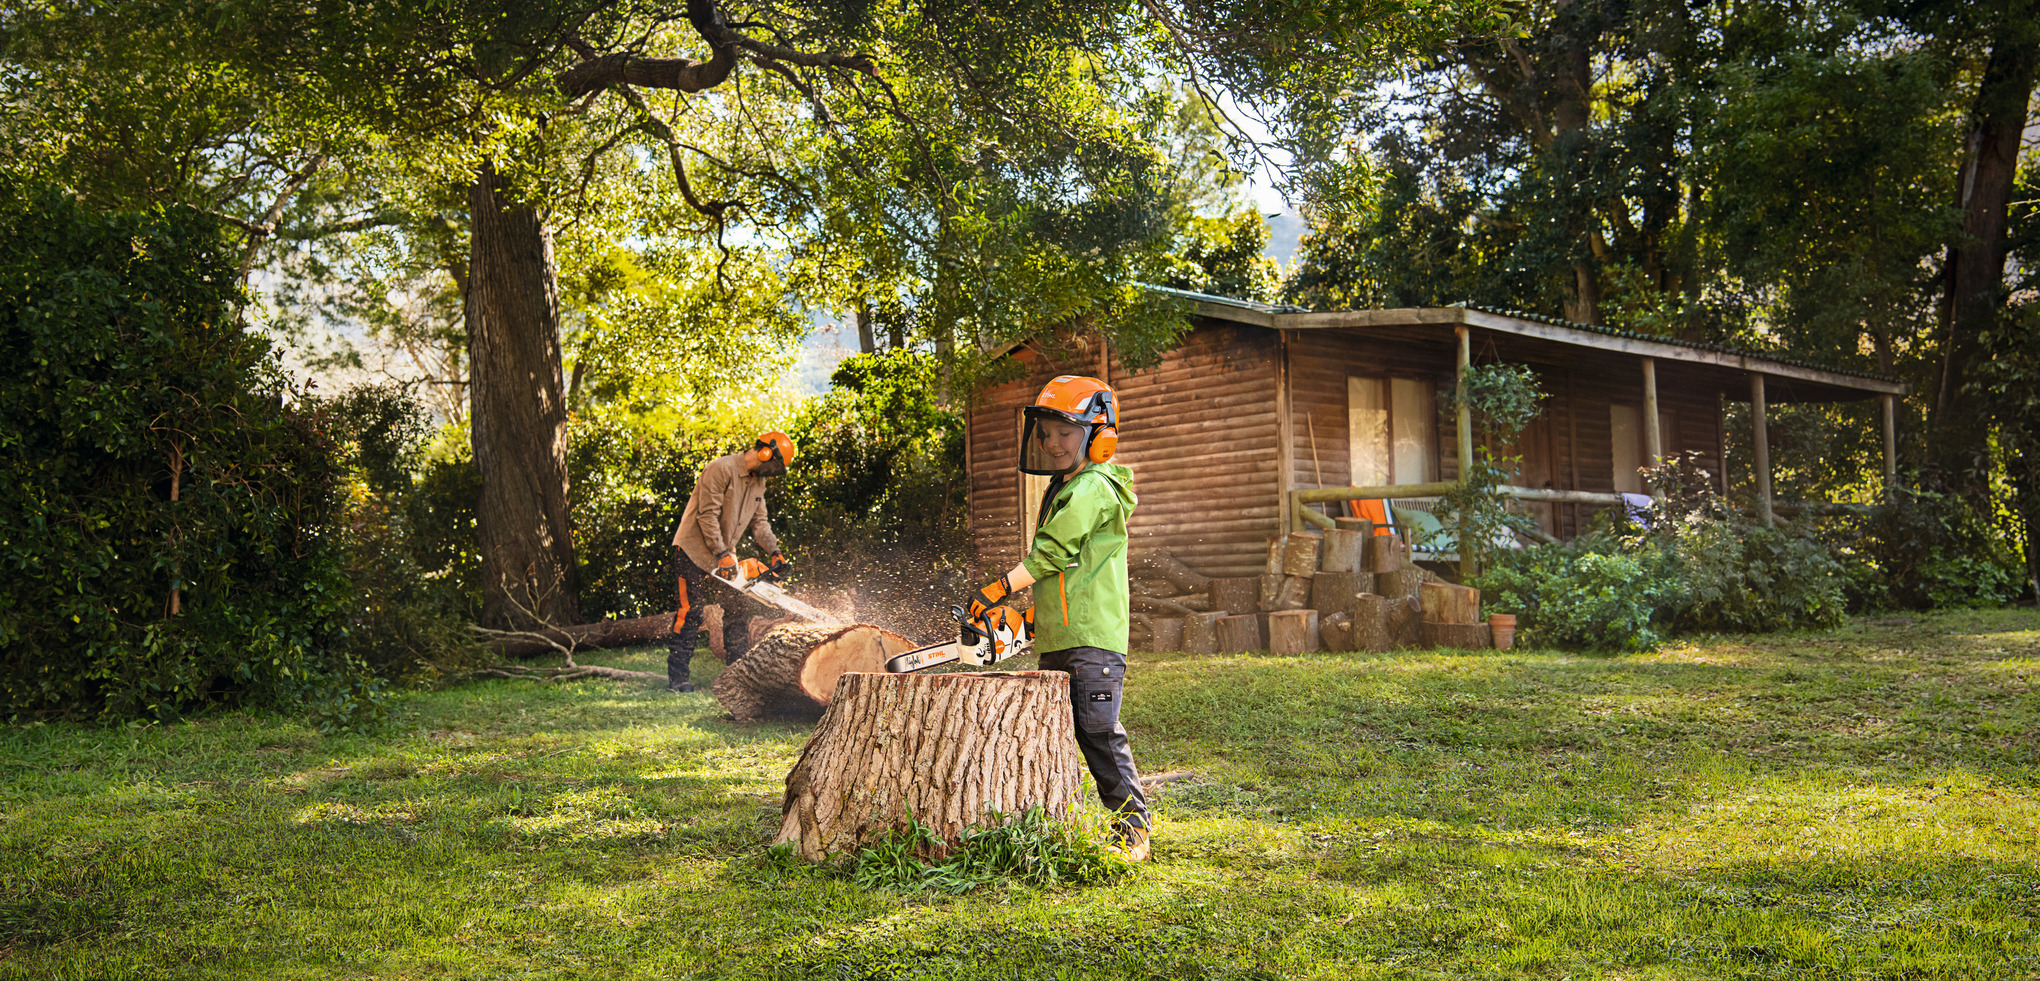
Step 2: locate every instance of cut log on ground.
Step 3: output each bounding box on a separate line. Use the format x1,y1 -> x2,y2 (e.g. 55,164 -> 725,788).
1267,609 -> 1319,655
1184,611 -> 1226,654
1352,593 -> 1393,652
1274,576 -> 1312,611
1310,571 -> 1363,620
1208,577 -> 1259,617
1282,533 -> 1321,577
1132,594 -> 1198,617
484,610 -> 677,658
774,671 -> 1084,861
1421,582 -> 1481,624
1216,614 -> 1263,653
1258,574 -> 1286,611
748,615 -> 799,650
1132,550 -> 1213,592
1168,594 -> 1213,612
1421,621 -> 1492,649
1320,612 -> 1353,652
705,604 -> 725,662
711,623 -> 915,721
1365,535 -> 1402,574
1150,617 -> 1184,652
1320,529 -> 1366,573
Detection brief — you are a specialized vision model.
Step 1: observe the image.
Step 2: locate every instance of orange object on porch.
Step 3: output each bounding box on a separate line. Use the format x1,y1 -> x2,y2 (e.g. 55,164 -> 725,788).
1345,498 -> 1398,535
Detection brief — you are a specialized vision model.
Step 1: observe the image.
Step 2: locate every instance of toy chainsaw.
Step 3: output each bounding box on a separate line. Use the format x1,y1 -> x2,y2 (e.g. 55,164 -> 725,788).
717,559 -> 839,624
884,605 -> 1032,673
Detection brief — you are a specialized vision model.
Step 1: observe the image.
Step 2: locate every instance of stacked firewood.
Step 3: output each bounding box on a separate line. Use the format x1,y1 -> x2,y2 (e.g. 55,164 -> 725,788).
1132,516 -> 1491,654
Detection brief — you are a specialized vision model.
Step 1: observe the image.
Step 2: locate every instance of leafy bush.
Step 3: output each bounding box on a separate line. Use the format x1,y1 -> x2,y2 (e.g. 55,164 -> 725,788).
0,187 -> 370,721
1477,535 -> 1670,652
1831,486 -> 2023,610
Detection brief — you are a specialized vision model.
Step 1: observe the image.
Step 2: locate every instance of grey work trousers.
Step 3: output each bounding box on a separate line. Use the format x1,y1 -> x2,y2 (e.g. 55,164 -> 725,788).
1037,645 -> 1150,832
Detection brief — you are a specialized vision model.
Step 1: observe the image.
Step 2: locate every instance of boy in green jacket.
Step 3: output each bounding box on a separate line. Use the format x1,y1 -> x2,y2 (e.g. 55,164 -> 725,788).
967,375 -> 1150,861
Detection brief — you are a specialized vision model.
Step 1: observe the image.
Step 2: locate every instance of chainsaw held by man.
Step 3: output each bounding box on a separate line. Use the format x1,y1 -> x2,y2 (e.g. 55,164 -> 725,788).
884,605 -> 1032,673
717,558 -> 839,625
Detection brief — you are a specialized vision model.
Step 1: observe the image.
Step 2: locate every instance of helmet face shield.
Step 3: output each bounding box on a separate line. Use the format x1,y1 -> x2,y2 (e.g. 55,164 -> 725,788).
1021,409 -> 1092,476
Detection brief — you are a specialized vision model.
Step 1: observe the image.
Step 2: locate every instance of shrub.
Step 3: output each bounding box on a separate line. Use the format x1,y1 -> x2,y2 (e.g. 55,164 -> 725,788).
1832,486 -> 2023,610
0,187 -> 368,721
1477,535 -> 1669,652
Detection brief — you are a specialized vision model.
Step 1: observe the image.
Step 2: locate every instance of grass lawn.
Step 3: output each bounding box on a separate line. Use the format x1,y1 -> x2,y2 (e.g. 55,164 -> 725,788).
2,609 -> 2036,980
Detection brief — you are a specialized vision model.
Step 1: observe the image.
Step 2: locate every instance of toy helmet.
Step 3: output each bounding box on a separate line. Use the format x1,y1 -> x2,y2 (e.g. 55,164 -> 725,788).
754,431 -> 796,476
1021,375 -> 1119,475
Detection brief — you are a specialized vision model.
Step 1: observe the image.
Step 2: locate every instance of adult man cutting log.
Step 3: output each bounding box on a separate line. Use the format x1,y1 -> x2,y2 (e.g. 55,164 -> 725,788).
967,375 -> 1151,861
667,431 -> 796,693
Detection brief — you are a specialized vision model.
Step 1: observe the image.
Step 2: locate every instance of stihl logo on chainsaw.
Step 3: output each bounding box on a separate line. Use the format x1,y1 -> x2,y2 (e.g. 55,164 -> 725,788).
884,604 -> 1032,674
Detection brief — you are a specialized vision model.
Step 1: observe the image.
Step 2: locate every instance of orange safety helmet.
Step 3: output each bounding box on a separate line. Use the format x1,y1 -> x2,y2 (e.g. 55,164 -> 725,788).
1021,375 -> 1118,475
754,431 -> 796,476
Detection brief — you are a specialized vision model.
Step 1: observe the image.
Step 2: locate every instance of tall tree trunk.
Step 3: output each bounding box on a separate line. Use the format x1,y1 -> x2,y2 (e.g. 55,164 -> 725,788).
1932,20 -> 2037,493
854,300 -> 875,354
468,163 -> 579,629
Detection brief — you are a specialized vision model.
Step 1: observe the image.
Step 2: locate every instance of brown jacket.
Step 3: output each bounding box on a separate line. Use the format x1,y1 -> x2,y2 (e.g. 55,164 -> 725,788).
672,451 -> 780,570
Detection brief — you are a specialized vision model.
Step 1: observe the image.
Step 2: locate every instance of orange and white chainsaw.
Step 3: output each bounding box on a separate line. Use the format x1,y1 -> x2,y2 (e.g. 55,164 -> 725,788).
884,605 -> 1032,673
718,559 -> 840,625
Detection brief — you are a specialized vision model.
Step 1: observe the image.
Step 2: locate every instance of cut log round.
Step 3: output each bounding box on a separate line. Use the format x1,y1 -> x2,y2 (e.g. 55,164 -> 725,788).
711,623 -> 915,721
1421,620 -> 1492,649
1320,612 -> 1353,652
1352,593 -> 1393,652
1379,566 -> 1425,603
1150,617 -> 1185,653
1267,610 -> 1319,655
1335,516 -> 1376,536
1310,571 -> 1364,620
1183,611 -> 1226,655
1258,574 -> 1287,611
1388,596 -> 1423,648
1282,533 -> 1322,577
1216,614 -> 1263,653
1264,536 -> 1288,575
774,671 -> 1084,861
1208,576 -> 1259,617
1274,576 -> 1312,611
1364,535 -> 1402,574
1320,529 -> 1366,573
1421,582 -> 1482,625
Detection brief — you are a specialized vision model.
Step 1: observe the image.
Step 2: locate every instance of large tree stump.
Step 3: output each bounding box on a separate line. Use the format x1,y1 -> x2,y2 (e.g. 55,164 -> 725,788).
1208,576 -> 1258,617
1282,533 -> 1321,577
1352,593 -> 1394,652
1216,614 -> 1263,653
711,623 -> 915,721
1150,617 -> 1185,652
1273,576 -> 1312,611
1267,610 -> 1319,655
774,671 -> 1084,861
1320,529 -> 1367,573
1421,582 -> 1481,624
1183,611 -> 1226,654
1311,571 -> 1364,620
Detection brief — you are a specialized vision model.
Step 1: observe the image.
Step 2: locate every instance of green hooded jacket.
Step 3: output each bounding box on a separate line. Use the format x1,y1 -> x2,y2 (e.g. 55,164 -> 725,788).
1020,462 -> 1137,654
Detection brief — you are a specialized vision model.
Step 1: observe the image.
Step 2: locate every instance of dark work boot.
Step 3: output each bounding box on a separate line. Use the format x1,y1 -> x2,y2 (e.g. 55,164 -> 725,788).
666,649 -> 694,693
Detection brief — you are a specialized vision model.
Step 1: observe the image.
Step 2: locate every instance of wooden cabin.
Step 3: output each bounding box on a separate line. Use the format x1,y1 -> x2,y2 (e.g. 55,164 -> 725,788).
967,290 -> 1909,580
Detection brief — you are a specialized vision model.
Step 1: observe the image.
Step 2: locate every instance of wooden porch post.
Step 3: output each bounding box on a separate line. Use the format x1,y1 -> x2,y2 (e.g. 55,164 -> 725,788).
1751,372 -> 1774,528
1455,326 -> 1474,479
1880,394 -> 1898,493
1642,357 -> 1663,498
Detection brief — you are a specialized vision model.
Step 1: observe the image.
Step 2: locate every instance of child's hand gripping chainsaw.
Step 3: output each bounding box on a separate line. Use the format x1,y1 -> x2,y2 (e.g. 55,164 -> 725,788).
883,604 -> 1032,674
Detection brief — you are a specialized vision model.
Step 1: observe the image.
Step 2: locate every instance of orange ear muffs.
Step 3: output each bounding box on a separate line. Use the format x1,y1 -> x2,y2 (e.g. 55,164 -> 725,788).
1087,426 -> 1118,463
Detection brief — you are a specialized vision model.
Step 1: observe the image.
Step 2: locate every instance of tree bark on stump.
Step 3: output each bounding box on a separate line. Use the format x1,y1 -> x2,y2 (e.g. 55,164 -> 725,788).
1216,614 -> 1263,653
1311,571 -> 1363,621
1421,582 -> 1481,624
1184,612 -> 1225,654
1208,577 -> 1258,617
1273,576 -> 1312,611
1320,529 -> 1366,573
1282,533 -> 1321,577
711,623 -> 915,721
1150,617 -> 1184,653
1364,535 -> 1402,574
774,671 -> 1084,861
1352,593 -> 1393,652
1267,610 -> 1319,655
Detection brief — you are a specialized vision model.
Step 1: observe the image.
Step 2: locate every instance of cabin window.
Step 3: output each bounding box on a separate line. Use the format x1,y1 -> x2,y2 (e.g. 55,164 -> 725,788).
1610,404 -> 1676,493
1348,376 -> 1437,486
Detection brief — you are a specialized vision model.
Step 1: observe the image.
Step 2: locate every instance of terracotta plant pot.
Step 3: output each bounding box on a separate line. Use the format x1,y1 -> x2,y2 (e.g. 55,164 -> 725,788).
1488,613 -> 1517,650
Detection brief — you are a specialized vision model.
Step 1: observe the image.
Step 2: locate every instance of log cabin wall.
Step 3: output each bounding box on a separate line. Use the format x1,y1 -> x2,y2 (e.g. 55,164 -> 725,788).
967,320 -> 1283,580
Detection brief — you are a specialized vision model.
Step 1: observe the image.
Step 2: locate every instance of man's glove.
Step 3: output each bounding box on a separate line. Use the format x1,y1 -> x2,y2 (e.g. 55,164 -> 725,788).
738,558 -> 771,582
967,574 -> 1012,620
767,551 -> 790,579
714,552 -> 739,581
